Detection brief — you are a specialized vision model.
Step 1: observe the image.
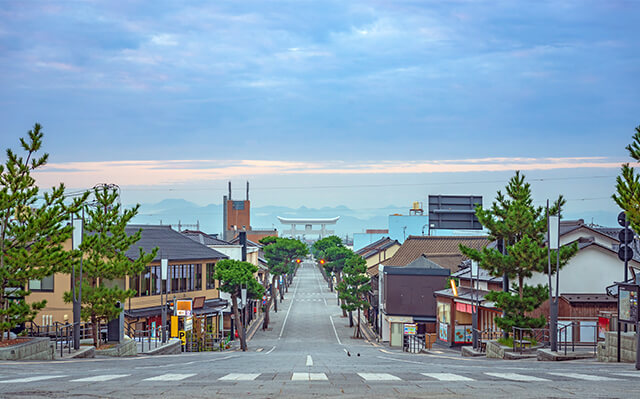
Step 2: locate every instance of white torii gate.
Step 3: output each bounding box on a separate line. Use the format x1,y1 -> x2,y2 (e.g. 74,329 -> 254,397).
277,216 -> 340,239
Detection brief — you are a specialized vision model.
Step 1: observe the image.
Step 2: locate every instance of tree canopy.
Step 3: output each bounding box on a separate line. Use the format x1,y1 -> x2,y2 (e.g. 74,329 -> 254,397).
0,124 -> 86,340
460,171 -> 578,332
613,125 -> 640,233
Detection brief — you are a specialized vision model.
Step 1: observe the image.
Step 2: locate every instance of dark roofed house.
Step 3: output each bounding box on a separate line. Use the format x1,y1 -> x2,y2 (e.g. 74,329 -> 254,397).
123,225 -> 229,334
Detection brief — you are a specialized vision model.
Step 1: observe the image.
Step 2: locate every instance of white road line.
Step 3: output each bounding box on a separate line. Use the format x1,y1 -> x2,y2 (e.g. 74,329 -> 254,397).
218,373 -> 260,381
376,355 -> 424,365
358,373 -> 401,381
143,373 -> 196,382
291,372 -> 309,381
0,375 -> 68,383
309,373 -> 328,381
134,355 -> 236,369
421,373 -> 474,381
265,346 -> 276,355
612,372 -> 640,377
330,315 -> 342,345
306,355 -> 313,366
70,374 -> 130,382
279,277 -> 301,339
485,372 -> 549,382
548,372 -> 621,381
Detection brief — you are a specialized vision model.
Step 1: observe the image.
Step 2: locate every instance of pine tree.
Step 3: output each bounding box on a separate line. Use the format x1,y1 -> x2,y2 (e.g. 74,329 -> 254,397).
324,245 -> 353,317
613,126 -> 640,232
336,254 -> 370,338
460,171 -> 578,334
214,259 -> 264,351
262,237 -> 307,328
63,186 -> 156,347
0,124 -> 87,341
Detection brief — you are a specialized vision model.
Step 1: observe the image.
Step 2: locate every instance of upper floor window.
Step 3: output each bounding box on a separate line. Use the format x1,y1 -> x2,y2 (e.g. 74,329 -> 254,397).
29,275 -> 54,291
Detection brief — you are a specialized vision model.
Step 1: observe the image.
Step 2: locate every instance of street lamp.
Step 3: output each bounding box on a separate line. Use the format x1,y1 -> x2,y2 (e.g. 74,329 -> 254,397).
71,209 -> 84,350
161,258 -> 168,343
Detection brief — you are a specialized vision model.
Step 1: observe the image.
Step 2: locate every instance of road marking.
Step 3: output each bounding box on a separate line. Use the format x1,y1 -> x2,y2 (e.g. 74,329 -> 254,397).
143,373 -> 196,381
219,373 -> 260,381
376,355 -> 424,365
134,355 -> 236,369
612,372 -> 640,377
279,277 -> 301,338
358,373 -> 402,381
421,373 -> 474,381
485,372 -> 549,382
0,375 -> 68,383
265,346 -> 276,355
306,355 -> 313,366
309,373 -> 328,381
548,372 -> 621,381
330,315 -> 342,345
70,374 -> 130,382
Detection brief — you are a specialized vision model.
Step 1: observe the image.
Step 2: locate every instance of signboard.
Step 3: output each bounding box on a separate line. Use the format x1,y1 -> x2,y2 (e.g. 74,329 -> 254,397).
176,299 -> 193,317
178,330 -> 186,346
438,322 -> 448,342
161,259 -> 168,280
618,284 -> 639,323
171,316 -> 178,337
403,323 -> 417,335
184,316 -> 193,332
454,325 -> 473,343
428,195 -> 483,230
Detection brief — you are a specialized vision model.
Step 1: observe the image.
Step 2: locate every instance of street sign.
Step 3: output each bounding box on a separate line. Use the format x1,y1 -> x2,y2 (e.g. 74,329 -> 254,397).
619,228 -> 635,244
241,288 -> 247,306
178,330 -> 186,346
184,316 -> 193,332
176,299 -> 193,317
618,211 -> 628,227
428,195 -> 483,230
618,284 -> 639,323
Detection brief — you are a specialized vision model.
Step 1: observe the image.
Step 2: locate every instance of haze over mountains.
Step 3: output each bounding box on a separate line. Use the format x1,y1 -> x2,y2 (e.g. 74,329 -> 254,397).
129,199 -> 618,239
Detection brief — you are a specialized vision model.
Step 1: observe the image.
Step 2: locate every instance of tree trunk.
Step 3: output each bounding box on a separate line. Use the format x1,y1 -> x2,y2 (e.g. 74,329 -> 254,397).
337,273 -> 347,317
357,308 -> 361,339
518,275 -> 524,299
272,276 -> 278,313
349,311 -> 353,327
231,294 -> 247,351
91,314 -> 99,348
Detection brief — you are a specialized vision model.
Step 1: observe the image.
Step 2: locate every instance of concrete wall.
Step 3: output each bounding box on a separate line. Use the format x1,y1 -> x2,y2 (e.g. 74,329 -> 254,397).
388,215 -> 428,244
0,338 -> 53,360
527,245 -> 639,294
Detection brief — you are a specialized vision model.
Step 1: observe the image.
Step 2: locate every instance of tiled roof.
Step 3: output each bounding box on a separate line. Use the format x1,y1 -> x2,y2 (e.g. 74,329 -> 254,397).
182,231 -> 232,246
229,235 -> 262,248
356,237 -> 399,258
561,293 -> 616,303
126,225 -> 228,262
384,235 -> 489,271
453,266 -> 502,283
406,254 -> 444,269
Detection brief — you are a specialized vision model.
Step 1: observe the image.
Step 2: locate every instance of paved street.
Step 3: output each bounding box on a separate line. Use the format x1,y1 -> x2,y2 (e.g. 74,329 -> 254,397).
2,261 -> 640,398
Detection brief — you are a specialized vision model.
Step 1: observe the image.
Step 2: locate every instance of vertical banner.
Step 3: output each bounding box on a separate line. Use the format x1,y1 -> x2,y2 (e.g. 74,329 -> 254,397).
72,218 -> 83,250
549,215 -> 559,250
161,258 -> 168,280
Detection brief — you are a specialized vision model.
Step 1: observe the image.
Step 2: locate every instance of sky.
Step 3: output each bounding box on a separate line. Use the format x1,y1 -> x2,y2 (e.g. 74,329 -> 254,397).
1,1 -> 639,223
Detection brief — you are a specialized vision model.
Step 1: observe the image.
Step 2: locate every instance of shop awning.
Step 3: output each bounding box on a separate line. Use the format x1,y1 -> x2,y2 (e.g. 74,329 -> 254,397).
413,316 -> 437,323
125,298 -> 228,319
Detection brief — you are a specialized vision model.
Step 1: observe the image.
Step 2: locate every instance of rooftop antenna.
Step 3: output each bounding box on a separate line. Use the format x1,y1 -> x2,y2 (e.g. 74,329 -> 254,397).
228,181 -> 232,200
246,181 -> 249,201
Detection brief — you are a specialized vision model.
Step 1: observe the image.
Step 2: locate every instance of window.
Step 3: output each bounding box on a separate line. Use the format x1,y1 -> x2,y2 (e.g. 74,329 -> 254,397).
206,263 -> 216,289
29,275 -> 54,291
437,302 -> 451,324
195,264 -> 202,290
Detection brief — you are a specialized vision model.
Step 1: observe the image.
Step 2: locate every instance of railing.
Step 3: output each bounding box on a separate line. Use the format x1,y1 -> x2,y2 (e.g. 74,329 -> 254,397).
128,325 -> 167,353
403,333 -> 436,353
557,321 -> 599,356
473,329 -> 502,352
511,327 -> 550,354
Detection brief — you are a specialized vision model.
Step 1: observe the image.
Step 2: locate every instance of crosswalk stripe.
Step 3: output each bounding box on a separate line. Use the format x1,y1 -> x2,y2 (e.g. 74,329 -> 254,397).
70,374 -> 130,382
143,373 -> 196,381
612,372 -> 640,378
358,373 -> 401,381
485,372 -> 550,382
218,373 -> 260,381
548,372 -> 621,381
421,373 -> 474,381
0,375 -> 68,383
291,372 -> 328,381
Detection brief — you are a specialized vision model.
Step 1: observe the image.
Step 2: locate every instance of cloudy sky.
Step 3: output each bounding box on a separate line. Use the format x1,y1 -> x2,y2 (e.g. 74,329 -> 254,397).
1,1 -> 638,220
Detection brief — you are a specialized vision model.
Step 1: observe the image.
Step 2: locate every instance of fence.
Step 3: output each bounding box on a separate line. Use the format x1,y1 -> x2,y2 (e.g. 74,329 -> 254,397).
473,329 -> 503,352
127,324 -> 168,353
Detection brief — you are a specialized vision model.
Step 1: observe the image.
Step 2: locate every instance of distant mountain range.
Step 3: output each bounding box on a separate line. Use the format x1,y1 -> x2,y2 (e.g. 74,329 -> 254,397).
128,199 -> 619,239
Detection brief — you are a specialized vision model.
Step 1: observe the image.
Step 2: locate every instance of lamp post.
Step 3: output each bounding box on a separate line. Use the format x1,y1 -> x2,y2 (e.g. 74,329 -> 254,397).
547,200 -> 560,352
471,260 -> 479,350
71,209 -> 84,350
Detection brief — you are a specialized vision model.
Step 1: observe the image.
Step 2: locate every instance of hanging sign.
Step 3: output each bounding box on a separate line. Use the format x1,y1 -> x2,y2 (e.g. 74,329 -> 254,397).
176,299 -> 193,317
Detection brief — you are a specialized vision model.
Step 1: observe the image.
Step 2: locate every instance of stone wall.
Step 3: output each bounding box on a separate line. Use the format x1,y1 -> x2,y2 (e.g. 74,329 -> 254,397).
486,340 -> 509,359
0,338 -> 53,360
597,331 -> 637,363
95,339 -> 137,357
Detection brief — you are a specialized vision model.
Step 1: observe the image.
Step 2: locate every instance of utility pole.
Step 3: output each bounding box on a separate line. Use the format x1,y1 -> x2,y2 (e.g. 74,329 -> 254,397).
71,209 -> 84,350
